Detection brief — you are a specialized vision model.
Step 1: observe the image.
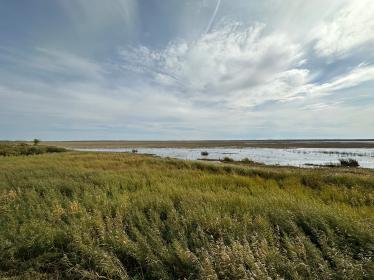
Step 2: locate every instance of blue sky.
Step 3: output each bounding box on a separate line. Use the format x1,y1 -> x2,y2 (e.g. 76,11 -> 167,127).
0,0 -> 373,140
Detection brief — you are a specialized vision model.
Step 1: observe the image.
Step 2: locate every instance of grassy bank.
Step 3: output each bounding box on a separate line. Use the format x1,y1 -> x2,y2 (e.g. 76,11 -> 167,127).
0,143 -> 66,157
0,152 -> 373,279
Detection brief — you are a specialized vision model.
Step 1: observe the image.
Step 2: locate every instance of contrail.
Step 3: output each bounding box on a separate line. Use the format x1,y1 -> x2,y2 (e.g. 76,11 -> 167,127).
205,0 -> 222,34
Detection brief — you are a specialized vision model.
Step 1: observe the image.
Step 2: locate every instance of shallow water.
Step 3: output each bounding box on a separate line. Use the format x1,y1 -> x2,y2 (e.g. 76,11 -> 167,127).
76,147 -> 374,169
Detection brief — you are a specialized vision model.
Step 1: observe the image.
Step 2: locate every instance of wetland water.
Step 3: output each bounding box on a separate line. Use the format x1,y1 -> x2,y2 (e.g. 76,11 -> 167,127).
76,147 -> 374,169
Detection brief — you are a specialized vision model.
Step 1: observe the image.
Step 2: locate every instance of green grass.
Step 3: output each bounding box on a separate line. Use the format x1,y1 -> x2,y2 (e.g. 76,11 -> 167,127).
0,152 -> 373,279
0,143 -> 66,157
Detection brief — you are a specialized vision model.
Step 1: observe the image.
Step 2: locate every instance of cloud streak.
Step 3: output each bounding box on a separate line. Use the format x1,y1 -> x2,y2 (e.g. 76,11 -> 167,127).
205,0 -> 222,33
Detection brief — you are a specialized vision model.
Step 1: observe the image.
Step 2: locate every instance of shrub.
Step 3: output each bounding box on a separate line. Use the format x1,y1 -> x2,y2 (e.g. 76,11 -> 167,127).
26,146 -> 42,155
241,157 -> 254,164
339,158 -> 359,167
45,146 -> 67,153
222,157 -> 234,162
0,144 -> 66,157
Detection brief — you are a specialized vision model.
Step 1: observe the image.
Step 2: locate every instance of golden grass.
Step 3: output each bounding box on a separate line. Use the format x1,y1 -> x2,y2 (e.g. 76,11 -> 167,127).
0,152 -> 373,279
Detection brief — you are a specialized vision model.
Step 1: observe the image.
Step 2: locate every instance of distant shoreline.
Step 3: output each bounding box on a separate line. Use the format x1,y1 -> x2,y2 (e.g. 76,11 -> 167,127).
37,140 -> 374,149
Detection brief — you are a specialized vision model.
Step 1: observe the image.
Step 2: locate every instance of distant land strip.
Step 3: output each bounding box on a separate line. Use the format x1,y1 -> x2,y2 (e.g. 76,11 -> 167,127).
31,140 -> 374,149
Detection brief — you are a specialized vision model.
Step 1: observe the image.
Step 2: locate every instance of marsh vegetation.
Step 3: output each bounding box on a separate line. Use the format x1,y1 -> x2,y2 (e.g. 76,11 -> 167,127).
0,151 -> 373,279
0,143 -> 66,157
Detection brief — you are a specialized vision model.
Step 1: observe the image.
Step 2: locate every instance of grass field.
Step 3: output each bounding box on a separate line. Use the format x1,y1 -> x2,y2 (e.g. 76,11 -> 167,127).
0,151 -> 373,279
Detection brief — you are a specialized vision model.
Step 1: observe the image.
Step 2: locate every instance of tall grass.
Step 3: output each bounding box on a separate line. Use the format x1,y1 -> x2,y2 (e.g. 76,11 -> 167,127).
0,152 -> 373,279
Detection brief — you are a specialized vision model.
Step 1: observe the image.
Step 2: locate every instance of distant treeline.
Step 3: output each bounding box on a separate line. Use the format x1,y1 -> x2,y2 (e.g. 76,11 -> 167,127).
0,143 -> 66,156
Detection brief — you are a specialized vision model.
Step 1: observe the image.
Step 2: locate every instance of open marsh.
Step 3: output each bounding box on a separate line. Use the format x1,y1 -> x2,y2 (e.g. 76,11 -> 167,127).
76,147 -> 374,169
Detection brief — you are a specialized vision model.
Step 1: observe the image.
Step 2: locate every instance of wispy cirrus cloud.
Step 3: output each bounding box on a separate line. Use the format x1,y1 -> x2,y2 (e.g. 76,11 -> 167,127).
311,64 -> 374,94
57,0 -> 139,31
120,22 -> 309,106
313,0 -> 374,59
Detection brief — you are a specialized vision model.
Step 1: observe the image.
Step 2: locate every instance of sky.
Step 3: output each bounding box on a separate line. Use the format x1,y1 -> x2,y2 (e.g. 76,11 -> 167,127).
0,0 -> 374,140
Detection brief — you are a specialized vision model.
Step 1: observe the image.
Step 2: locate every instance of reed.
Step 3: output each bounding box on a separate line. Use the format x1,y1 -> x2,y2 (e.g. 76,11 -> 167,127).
0,151 -> 373,279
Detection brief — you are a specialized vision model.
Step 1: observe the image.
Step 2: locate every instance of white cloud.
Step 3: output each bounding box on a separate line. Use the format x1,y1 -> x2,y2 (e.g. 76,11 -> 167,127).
120,22 -> 309,107
311,64 -> 374,94
313,0 -> 374,58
